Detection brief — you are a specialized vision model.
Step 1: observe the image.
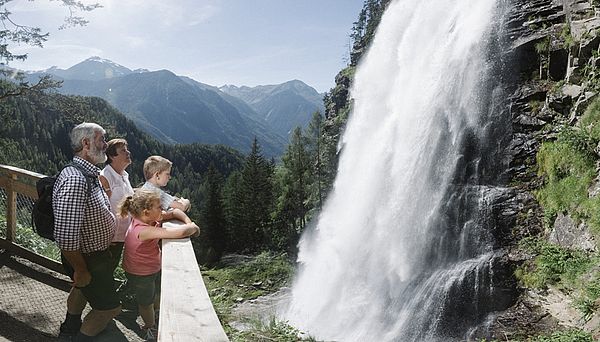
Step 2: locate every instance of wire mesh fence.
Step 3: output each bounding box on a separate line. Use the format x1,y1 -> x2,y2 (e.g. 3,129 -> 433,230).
0,187 -> 60,261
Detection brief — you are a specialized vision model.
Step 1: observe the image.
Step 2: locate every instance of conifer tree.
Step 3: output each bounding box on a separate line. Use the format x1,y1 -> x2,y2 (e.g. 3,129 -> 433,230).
283,127 -> 311,229
239,138 -> 274,251
222,170 -> 244,251
222,138 -> 275,252
305,111 -> 324,210
200,163 -> 226,261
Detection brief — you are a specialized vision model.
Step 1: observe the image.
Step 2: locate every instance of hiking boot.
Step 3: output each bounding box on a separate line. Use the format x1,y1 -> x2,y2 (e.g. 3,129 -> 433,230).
143,326 -> 157,341
59,320 -> 81,337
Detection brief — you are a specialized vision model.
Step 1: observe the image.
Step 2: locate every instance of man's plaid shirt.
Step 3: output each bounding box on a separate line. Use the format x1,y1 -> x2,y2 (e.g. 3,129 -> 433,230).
53,156 -> 115,253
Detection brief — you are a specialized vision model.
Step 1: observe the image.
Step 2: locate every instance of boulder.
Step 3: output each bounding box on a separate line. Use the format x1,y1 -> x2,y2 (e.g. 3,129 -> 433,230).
548,213 -> 596,252
485,291 -> 562,340
570,90 -> 597,121
561,83 -> 582,99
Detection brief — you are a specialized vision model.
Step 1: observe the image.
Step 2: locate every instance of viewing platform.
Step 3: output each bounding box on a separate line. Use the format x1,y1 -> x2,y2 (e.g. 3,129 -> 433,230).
0,164 -> 229,341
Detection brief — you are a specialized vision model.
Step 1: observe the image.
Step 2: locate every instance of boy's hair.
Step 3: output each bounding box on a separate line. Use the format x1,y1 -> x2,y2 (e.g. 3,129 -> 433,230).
117,188 -> 161,218
105,138 -> 128,164
143,155 -> 173,180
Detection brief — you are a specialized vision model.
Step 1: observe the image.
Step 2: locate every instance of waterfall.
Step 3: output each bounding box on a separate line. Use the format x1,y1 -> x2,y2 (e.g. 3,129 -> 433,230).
284,0 -> 514,341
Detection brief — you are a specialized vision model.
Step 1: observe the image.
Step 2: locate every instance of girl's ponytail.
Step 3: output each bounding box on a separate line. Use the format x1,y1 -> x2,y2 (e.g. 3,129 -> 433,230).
117,195 -> 134,218
118,189 -> 160,219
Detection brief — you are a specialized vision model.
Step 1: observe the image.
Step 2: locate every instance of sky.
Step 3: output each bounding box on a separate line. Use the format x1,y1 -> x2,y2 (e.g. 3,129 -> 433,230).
5,0 -> 365,93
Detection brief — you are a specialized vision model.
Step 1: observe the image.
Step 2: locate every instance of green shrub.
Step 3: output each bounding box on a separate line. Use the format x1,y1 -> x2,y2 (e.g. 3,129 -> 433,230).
526,329 -> 593,342
535,122 -> 600,231
229,317 -> 315,342
536,135 -> 596,226
515,238 -> 593,289
14,222 -> 60,261
203,252 -> 294,318
575,276 -> 600,320
579,98 -> 600,142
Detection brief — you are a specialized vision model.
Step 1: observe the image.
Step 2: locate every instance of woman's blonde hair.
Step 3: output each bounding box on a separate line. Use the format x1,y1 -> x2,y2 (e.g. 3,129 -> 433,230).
118,188 -> 161,218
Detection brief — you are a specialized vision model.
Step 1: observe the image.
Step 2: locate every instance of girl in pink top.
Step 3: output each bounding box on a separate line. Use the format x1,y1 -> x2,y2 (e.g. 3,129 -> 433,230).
118,189 -> 199,339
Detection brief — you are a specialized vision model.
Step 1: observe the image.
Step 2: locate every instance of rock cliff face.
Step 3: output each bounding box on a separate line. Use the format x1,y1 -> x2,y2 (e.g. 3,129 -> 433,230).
486,0 -> 600,339
318,0 -> 600,339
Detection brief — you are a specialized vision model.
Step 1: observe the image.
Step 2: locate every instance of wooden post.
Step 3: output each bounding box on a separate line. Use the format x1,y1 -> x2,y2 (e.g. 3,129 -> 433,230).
6,173 -> 17,242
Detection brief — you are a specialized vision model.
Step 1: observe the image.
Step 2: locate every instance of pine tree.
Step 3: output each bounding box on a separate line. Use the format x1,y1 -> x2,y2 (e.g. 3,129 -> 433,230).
305,111 -> 324,210
239,138 -> 274,251
222,170 -> 244,251
222,138 -> 275,253
200,163 -> 226,262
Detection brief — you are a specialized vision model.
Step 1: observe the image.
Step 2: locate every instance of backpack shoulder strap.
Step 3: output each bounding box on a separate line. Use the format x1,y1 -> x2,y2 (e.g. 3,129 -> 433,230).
64,162 -> 94,197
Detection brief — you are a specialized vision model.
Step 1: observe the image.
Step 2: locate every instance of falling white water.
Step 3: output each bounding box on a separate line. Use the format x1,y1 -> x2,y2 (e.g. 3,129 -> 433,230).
285,0 -> 508,341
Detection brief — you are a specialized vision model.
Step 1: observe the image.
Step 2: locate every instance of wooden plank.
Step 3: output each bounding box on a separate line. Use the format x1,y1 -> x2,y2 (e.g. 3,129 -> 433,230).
0,164 -> 45,182
12,182 -> 38,200
6,175 -> 17,242
0,177 -> 38,199
159,222 -> 229,342
0,239 -> 65,275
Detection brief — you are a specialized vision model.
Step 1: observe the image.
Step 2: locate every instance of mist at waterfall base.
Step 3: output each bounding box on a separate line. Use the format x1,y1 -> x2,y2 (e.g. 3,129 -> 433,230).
283,0 -> 515,341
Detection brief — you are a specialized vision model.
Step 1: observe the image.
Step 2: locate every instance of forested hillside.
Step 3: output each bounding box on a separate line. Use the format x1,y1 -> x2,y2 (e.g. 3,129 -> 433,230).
0,0 -> 391,266
46,66 -> 287,157
0,83 -> 246,261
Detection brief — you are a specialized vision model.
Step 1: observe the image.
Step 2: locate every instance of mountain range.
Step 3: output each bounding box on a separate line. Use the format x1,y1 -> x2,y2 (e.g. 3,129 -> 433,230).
26,57 -> 324,157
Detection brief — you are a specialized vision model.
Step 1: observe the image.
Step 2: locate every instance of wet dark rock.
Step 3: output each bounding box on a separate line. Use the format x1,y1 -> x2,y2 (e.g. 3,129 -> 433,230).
549,48 -> 569,80
487,293 -> 562,340
575,20 -> 600,63
506,133 -> 540,184
507,0 -> 565,79
489,0 -> 600,338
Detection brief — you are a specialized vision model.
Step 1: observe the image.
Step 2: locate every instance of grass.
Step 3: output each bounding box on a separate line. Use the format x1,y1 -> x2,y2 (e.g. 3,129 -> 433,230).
523,96 -> 600,321
13,222 -> 61,261
574,275 -> 600,321
535,102 -> 600,232
228,317 -> 316,342
201,252 -> 315,341
515,237 -> 595,289
203,252 -> 294,317
525,329 -> 594,341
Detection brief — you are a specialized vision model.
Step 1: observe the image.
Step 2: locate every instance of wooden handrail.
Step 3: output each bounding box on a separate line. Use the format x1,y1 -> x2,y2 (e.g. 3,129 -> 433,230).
160,221 -> 229,341
0,164 -> 63,273
0,164 -> 229,341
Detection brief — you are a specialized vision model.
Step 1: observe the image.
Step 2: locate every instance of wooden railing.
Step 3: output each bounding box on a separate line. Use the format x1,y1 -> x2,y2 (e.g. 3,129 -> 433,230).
161,222 -> 229,341
0,164 -> 229,342
0,164 -> 64,273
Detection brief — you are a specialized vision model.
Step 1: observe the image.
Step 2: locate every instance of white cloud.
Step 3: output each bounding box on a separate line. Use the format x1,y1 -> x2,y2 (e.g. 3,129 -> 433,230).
4,0 -> 363,92
95,0 -> 220,29
10,43 -> 103,70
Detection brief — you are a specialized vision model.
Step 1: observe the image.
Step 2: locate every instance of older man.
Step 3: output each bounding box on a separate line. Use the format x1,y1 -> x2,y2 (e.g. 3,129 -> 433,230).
53,122 -> 121,341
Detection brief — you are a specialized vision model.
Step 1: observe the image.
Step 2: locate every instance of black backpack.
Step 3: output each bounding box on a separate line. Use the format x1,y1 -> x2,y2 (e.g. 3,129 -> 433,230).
31,163 -> 93,241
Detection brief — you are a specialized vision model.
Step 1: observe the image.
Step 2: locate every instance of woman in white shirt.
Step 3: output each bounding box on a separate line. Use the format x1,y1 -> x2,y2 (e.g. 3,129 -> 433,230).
99,138 -> 134,272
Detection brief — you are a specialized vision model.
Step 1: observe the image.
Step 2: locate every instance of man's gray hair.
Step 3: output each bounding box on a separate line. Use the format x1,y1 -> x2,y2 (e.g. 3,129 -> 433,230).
70,122 -> 106,152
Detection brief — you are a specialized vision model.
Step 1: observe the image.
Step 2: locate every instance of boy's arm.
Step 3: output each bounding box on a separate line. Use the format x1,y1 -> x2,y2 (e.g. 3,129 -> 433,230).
169,208 -> 192,224
169,198 -> 191,212
160,208 -> 192,224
